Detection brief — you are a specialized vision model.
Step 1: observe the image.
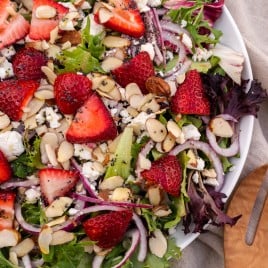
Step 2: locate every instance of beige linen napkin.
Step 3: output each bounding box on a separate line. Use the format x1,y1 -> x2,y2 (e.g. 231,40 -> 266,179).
174,1 -> 268,267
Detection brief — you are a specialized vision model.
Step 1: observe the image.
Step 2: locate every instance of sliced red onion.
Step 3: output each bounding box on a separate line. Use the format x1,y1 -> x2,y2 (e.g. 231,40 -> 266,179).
132,213 -> 147,262
156,8 -> 168,16
73,193 -> 153,209
160,20 -> 189,36
31,258 -> 44,268
71,158 -> 99,199
113,229 -> 140,268
92,255 -> 105,268
169,140 -> 224,191
22,254 -> 32,268
162,58 -> 191,79
206,114 -> 239,157
0,178 -> 39,189
15,203 -> 41,234
163,0 -> 194,9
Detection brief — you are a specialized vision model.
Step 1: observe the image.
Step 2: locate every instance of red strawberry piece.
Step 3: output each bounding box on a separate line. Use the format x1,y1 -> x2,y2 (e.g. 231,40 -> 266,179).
111,51 -> 155,94
66,93 -> 117,144
141,155 -> 182,197
54,73 -> 93,114
96,7 -> 145,38
171,70 -> 211,115
12,47 -> 47,80
0,150 -> 12,184
39,168 -> 79,204
0,191 -> 15,230
83,210 -> 133,249
29,0 -> 68,40
0,79 -> 39,121
0,8 -> 30,49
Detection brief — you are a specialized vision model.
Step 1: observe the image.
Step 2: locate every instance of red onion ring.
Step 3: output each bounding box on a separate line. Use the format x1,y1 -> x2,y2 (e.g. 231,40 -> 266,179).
160,20 -> 189,36
112,229 -> 140,268
132,213 -> 147,262
15,203 -> 41,234
92,255 -> 105,268
73,193 -> 153,209
169,140 -> 224,191
22,254 -> 32,268
206,123 -> 239,157
0,178 -> 39,189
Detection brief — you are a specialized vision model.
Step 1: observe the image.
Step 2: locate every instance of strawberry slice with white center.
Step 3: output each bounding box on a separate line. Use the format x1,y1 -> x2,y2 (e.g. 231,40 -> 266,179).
0,191 -> 15,231
29,0 -> 69,40
39,168 -> 79,204
0,1 -> 30,49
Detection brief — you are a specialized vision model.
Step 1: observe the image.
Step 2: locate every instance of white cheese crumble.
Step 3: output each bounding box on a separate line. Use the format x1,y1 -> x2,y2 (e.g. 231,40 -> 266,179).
0,46 -> 16,59
147,0 -> 161,7
36,107 -> 62,128
181,33 -> 193,50
129,112 -> 156,129
192,48 -> 213,62
68,208 -> 79,216
74,144 -> 92,160
0,131 -> 25,161
182,124 -> 201,141
25,188 -> 41,204
0,58 -> 14,80
187,157 -> 205,171
82,161 -> 104,181
140,43 -> 155,61
203,178 -> 219,187
135,0 -> 150,12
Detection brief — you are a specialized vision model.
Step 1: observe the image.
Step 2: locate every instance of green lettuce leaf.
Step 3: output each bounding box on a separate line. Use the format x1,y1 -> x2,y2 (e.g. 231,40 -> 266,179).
21,201 -> 47,225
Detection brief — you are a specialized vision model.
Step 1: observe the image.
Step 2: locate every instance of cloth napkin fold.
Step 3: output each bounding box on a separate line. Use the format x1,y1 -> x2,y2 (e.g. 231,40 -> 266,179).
174,1 -> 268,267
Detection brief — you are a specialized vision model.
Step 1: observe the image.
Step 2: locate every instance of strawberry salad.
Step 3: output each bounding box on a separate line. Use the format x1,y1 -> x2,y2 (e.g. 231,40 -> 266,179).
0,0 -> 266,267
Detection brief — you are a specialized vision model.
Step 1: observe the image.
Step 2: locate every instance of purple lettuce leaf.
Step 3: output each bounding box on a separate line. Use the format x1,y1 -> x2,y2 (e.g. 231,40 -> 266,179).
202,74 -> 267,119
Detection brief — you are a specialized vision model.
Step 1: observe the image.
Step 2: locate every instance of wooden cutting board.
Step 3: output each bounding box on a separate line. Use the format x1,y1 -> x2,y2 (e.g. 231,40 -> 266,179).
224,164 -> 268,268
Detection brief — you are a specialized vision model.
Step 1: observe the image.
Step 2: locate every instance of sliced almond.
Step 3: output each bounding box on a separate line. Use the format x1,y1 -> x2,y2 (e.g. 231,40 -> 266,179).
149,229 -> 167,258
35,89 -> 54,100
103,36 -> 131,48
153,207 -> 172,217
10,238 -> 35,257
146,118 -> 167,142
57,141 -> 74,163
202,168 -> 217,178
98,7 -> 113,23
110,187 -> 132,202
125,83 -> 142,102
162,133 -> 176,152
45,144 -> 59,167
36,5 -> 56,19
46,45 -> 61,59
46,216 -> 68,227
99,176 -> 124,190
45,197 -> 73,218
0,114 -> 10,129
50,230 -> 75,246
186,149 -> 197,168
0,229 -> 20,248
38,226 -> 52,254
36,125 -> 48,136
176,73 -> 186,84
101,57 -> 123,72
98,77 -> 116,93
141,98 -> 160,113
129,94 -> 144,110
167,120 -> 182,138
107,86 -> 121,101
148,187 -> 161,206
9,251 -> 18,266
25,98 -> 45,118
41,66 -> 57,85
209,117 -> 234,138
40,132 -> 59,164
24,115 -> 38,130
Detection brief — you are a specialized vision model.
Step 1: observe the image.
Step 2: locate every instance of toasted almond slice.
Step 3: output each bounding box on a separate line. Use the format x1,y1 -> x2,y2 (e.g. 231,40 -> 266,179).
98,77 -> 116,93
148,187 -> 161,206
57,141 -> 74,163
38,226 -> 53,254
149,229 -> 167,258
125,83 -> 142,102
129,94 -> 144,109
167,120 -> 182,138
10,238 -> 35,257
36,5 -> 56,19
46,216 -> 68,227
50,230 -> 75,246
45,197 -> 73,218
9,251 -> 18,266
0,114 -> 10,129
0,229 -> 20,248
162,133 -> 176,152
45,144 -> 59,167
99,176 -> 124,190
41,66 -> 57,85
110,187 -> 132,202
146,118 -> 167,142
25,98 -> 45,118
103,36 -> 131,48
35,89 -> 54,100
209,117 -> 234,138
108,86 -> 122,101
101,57 -> 123,72
24,115 -> 38,130
98,7 -> 113,23
41,132 -> 59,164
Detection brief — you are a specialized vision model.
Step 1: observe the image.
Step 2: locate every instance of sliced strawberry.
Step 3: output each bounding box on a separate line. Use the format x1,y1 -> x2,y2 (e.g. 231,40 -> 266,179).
29,0 -> 68,40
0,79 -> 39,121
83,210 -> 133,249
54,73 -> 93,114
0,0 -> 10,31
66,93 -> 117,144
111,51 -> 155,94
39,168 -> 79,204
0,150 -> 12,184
12,47 -> 47,80
0,13 -> 30,50
141,155 -> 182,197
0,191 -> 15,231
96,7 -> 145,38
171,70 -> 211,115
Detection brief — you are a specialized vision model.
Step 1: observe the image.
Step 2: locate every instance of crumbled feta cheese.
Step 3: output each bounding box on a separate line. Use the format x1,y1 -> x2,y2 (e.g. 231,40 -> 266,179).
130,112 -> 156,129
182,124 -> 201,141
203,178 -> 219,187
140,43 -> 155,61
192,172 -> 199,184
0,58 -> 14,80
120,109 -> 133,124
99,143 -> 108,154
181,33 -> 193,50
82,14 -> 104,36
0,131 -> 25,161
0,46 -> 16,59
135,0 -> 150,12
68,208 -> 79,216
25,188 -> 41,204
110,108 -> 118,117
147,0 -> 161,7
59,19 -> 75,31
36,107 -> 62,128
82,161 -> 103,181
181,20 -> 187,28
192,48 -> 213,62
74,144 -> 92,160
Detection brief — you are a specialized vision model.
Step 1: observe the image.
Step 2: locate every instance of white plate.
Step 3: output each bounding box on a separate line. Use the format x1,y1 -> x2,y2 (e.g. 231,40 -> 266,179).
174,5 -> 254,249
